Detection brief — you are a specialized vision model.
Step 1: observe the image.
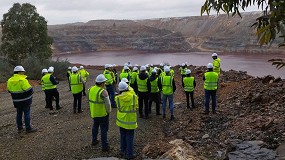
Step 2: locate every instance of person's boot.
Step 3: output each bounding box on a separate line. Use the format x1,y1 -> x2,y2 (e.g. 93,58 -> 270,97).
163,114 -> 166,118
26,128 -> 37,133
170,115 -> 175,120
56,106 -> 62,110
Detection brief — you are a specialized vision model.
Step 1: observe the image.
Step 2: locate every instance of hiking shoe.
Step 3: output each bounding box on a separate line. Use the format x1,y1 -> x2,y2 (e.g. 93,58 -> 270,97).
18,128 -> 24,133
78,110 -> 83,113
91,140 -> 99,146
203,111 -> 210,115
102,146 -> 110,152
170,115 -> 175,120
163,114 -> 166,118
56,106 -> 62,110
73,110 -> 76,114
26,128 -> 37,133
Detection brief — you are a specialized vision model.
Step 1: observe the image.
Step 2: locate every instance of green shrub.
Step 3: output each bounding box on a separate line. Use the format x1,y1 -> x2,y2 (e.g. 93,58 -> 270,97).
0,58 -> 13,82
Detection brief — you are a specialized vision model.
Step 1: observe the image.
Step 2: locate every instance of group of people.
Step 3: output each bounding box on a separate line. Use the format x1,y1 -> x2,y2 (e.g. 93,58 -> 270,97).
6,52 -> 221,160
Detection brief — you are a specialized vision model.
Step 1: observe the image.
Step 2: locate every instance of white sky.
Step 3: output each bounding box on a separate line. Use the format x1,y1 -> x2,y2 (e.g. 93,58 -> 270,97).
0,0 -> 261,25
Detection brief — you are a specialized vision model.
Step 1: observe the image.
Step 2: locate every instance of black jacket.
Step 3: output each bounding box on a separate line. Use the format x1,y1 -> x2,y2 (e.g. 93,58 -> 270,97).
134,72 -> 151,93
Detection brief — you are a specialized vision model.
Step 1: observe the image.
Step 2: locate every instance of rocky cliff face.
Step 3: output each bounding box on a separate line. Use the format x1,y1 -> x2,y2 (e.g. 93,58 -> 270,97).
48,12 -> 284,54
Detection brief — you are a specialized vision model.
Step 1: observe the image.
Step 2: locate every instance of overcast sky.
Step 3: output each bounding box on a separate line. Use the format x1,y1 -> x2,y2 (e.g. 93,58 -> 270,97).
0,0 -> 261,25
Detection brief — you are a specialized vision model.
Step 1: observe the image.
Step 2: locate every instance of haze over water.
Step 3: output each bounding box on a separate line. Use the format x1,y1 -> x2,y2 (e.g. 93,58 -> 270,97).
54,51 -> 285,78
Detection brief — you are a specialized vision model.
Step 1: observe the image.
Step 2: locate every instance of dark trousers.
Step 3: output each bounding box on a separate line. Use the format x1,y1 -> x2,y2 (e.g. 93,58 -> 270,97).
130,84 -> 138,95
73,92 -> 82,112
68,79 -> 71,91
148,92 -> 160,114
44,90 -> 48,108
185,91 -> 195,108
205,89 -> 217,112
83,85 -> 86,96
138,92 -> 149,117
16,105 -> 31,130
92,115 -> 109,150
120,127 -> 135,159
46,88 -> 60,110
106,85 -> 116,107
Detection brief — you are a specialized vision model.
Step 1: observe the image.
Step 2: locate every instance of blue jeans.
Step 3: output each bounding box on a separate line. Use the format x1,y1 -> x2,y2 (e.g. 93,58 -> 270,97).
162,94 -> 174,116
120,127 -> 135,159
92,115 -> 109,149
204,89 -> 217,112
16,105 -> 31,130
106,85 -> 116,107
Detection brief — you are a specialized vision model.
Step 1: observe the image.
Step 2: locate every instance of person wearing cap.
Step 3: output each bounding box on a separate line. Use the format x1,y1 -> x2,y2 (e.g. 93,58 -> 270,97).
182,69 -> 196,109
79,66 -> 89,96
41,68 -> 49,109
159,66 -> 176,120
88,74 -> 112,152
148,69 -> 161,115
212,53 -> 221,75
7,66 -> 37,133
119,66 -> 131,82
67,67 -> 72,91
115,81 -> 138,159
134,66 -> 151,118
130,67 -> 139,95
203,63 -> 219,114
43,67 -> 61,110
103,64 -> 116,108
121,78 -> 135,95
70,66 -> 84,113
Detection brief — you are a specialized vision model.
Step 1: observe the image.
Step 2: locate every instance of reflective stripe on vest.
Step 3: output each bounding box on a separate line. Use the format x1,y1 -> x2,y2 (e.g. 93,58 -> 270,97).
117,95 -> 136,113
42,74 -> 56,90
150,77 -> 159,93
183,77 -> 195,92
137,75 -> 148,92
204,72 -> 218,90
161,76 -> 173,95
70,73 -> 83,94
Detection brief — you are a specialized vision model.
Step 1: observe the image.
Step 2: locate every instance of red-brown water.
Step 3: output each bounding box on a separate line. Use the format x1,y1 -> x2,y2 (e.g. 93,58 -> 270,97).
54,51 -> 285,78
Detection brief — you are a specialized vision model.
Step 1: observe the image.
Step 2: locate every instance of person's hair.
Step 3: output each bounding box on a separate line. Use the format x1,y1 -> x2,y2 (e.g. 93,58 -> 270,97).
96,82 -> 104,85
14,71 -> 24,74
208,68 -> 213,71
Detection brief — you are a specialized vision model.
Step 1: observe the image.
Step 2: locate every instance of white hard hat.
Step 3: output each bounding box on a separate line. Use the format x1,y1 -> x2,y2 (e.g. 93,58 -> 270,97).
152,69 -> 157,73
113,64 -> 116,67
150,64 -> 153,66
134,64 -> 138,67
133,67 -> 138,71
123,66 -> 129,70
42,68 -> 48,73
145,64 -> 149,68
95,74 -> 107,83
48,67 -> 54,73
207,63 -> 213,69
14,66 -> 25,72
68,67 -> 72,70
124,63 -> 128,66
109,64 -> 113,67
164,66 -> 170,72
181,63 -> 186,66
49,66 -> 54,70
121,78 -> 129,83
186,69 -> 191,74
118,82 -> 129,91
140,66 -> 146,71
154,67 -> 158,70
105,64 -> 110,69
80,66 -> 84,69
160,63 -> 164,67
72,66 -> 78,72
212,53 -> 218,57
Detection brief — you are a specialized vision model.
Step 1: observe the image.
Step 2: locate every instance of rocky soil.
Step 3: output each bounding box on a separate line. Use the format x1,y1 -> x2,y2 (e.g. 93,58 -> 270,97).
1,66 -> 285,160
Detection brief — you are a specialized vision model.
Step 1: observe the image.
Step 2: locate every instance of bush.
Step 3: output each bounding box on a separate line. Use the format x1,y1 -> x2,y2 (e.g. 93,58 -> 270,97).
0,56 -> 71,82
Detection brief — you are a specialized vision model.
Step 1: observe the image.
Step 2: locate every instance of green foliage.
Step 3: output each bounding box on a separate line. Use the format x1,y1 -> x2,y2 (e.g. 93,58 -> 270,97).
0,3 -> 52,65
201,0 -> 285,46
0,58 -> 13,82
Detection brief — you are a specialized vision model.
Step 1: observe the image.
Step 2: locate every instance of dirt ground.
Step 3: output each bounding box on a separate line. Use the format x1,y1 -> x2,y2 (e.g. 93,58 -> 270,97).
1,66 -> 285,160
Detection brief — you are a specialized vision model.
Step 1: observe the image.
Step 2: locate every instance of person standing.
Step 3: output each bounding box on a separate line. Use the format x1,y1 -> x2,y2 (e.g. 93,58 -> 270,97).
42,67 -> 61,110
41,68 -> 49,109
67,67 -> 72,91
89,74 -> 111,151
115,81 -> 138,160
134,66 -> 151,118
212,53 -> 221,75
103,64 -> 116,108
79,66 -> 89,96
70,66 -> 84,113
130,67 -> 138,95
159,66 -> 176,120
148,69 -> 161,115
119,66 -> 131,81
7,66 -> 37,133
182,69 -> 196,109
203,63 -> 219,114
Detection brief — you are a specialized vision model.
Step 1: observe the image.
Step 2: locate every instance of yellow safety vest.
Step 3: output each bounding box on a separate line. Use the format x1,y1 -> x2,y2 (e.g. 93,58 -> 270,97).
150,77 -> 159,93
183,76 -> 195,92
115,91 -> 138,129
79,69 -> 89,82
170,69 -> 175,77
42,74 -> 56,90
130,72 -> 138,84
89,85 -> 108,118
137,75 -> 148,92
70,73 -> 83,94
213,58 -> 221,75
7,74 -> 33,103
161,76 -> 173,95
41,74 -> 45,91
120,72 -> 129,80
103,69 -> 113,85
204,72 -> 219,90
180,67 -> 187,75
